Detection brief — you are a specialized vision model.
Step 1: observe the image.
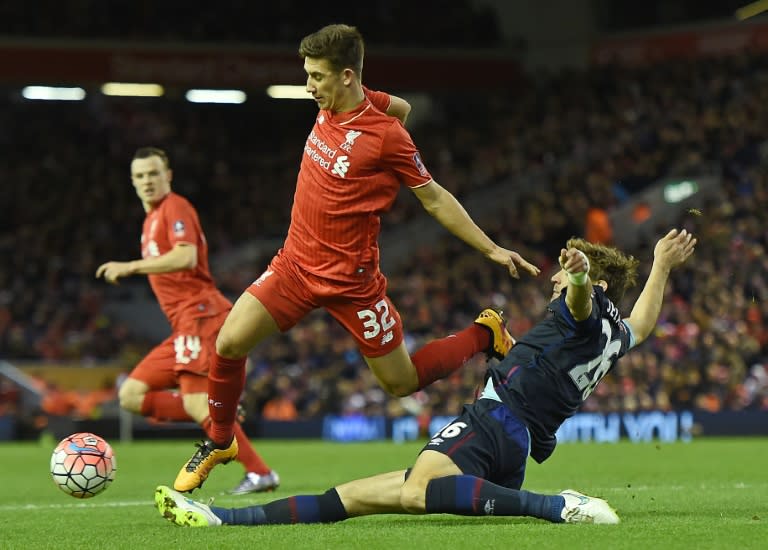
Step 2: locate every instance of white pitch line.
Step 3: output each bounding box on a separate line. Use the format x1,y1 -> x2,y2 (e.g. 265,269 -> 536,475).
0,499 -> 149,511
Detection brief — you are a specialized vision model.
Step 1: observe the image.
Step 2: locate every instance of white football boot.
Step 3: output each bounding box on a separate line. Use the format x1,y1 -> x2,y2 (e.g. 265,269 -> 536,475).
229,470 -> 280,495
559,489 -> 620,524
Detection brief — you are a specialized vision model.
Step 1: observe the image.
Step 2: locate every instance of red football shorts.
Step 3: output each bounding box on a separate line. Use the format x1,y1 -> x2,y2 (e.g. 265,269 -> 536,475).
129,309 -> 229,394
247,251 -> 403,358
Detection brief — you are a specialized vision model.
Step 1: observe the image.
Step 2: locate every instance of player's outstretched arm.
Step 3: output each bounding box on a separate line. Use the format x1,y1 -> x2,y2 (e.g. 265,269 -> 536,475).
625,229 -> 696,344
411,180 -> 540,279
95,243 -> 197,284
560,247 -> 593,321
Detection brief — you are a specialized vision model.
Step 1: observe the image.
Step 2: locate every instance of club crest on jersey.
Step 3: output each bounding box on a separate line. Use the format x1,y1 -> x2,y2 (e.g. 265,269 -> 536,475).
340,130 -> 362,153
173,220 -> 186,237
413,152 -> 428,177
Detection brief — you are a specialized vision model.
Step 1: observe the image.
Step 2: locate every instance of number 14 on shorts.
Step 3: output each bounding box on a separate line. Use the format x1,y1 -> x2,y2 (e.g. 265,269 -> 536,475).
174,335 -> 202,364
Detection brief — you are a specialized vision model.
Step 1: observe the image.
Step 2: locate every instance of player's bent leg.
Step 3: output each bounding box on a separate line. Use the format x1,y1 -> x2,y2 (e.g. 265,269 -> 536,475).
400,450 -> 462,514
215,292 -> 279,358
175,294 -> 279,492
335,470 -> 409,517
117,378 -> 150,414
364,342 -> 419,397
176,295 -> 279,493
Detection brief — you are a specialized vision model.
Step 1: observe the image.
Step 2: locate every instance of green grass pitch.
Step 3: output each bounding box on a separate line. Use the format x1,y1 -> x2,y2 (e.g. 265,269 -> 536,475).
1,437 -> 765,549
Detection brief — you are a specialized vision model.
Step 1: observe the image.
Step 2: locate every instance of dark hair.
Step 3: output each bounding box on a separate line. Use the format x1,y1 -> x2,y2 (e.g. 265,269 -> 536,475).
567,238 -> 640,304
298,24 -> 364,76
133,146 -> 170,168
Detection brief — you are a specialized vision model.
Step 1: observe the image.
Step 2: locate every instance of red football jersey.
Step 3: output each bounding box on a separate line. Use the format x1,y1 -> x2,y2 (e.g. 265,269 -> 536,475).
282,87 -> 433,283
140,192 -> 231,325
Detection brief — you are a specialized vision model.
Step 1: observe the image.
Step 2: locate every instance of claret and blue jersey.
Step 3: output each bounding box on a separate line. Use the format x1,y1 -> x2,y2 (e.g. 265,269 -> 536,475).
483,286 -> 636,463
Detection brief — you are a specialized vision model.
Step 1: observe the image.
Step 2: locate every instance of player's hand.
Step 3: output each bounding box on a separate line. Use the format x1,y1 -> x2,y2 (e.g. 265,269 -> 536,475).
559,248 -> 590,275
95,261 -> 135,285
487,246 -> 540,279
654,229 -> 696,271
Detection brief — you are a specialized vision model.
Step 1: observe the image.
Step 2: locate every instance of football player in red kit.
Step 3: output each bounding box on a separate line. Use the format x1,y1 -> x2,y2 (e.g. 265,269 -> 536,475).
96,147 -> 279,495
174,25 -> 540,492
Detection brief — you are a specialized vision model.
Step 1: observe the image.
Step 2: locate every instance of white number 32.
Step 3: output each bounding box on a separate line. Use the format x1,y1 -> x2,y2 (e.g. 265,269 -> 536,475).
357,300 -> 396,340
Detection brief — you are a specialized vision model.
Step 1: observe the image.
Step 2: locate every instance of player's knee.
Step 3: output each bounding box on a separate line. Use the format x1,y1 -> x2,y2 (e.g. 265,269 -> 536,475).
399,483 -> 426,514
182,394 -> 209,423
117,384 -> 143,414
215,330 -> 248,359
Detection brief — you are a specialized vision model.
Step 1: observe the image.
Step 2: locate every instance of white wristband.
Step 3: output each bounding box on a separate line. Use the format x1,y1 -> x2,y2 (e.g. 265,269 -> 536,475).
567,271 -> 588,286
566,250 -> 590,286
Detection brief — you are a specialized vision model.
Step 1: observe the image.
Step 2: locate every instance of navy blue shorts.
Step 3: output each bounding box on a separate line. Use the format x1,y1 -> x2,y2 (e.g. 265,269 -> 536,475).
420,398 -> 531,489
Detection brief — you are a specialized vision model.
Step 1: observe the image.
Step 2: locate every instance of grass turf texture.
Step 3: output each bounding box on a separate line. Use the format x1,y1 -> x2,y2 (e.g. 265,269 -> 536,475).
1,437 -> 765,549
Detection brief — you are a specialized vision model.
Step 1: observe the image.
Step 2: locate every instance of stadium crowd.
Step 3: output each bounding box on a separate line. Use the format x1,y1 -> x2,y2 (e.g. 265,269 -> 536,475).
2,51 -> 768,422
0,0 -> 503,47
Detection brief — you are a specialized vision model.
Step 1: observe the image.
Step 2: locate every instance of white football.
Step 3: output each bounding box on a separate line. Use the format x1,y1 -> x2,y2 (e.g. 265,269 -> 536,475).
50,432 -> 117,498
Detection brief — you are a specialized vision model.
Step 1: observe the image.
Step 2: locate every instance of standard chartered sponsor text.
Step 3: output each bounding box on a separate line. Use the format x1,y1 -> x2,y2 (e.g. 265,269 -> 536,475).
304,129 -> 339,170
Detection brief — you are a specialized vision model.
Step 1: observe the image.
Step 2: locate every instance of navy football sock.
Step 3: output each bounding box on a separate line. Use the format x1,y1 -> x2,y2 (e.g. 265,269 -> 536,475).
211,488 -> 348,525
425,475 -> 564,523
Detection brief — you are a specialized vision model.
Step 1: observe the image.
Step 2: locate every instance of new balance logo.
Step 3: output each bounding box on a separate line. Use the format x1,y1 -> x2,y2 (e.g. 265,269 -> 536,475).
381,331 -> 393,345
332,155 -> 350,177
484,499 -> 495,515
253,269 -> 274,287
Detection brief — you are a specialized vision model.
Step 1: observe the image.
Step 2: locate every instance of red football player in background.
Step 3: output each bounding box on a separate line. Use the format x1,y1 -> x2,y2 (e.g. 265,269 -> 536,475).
97,147 -> 279,495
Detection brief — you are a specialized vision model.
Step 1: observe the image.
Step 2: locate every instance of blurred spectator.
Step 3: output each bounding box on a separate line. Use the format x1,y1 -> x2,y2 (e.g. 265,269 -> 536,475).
0,378 -> 20,415
585,206 -> 613,244
261,376 -> 299,421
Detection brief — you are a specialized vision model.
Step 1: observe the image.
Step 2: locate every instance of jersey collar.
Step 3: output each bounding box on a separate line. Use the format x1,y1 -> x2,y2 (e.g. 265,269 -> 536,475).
326,97 -> 371,125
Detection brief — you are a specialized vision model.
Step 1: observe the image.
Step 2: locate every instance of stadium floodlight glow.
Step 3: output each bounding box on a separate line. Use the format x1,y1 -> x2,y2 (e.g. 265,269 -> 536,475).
663,180 -> 699,203
21,86 -> 86,101
101,82 -> 164,97
266,85 -> 313,99
185,89 -> 246,104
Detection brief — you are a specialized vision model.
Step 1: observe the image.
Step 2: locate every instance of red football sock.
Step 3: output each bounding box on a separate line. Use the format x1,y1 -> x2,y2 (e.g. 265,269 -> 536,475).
207,353 -> 246,447
140,391 -> 193,421
411,324 -> 489,390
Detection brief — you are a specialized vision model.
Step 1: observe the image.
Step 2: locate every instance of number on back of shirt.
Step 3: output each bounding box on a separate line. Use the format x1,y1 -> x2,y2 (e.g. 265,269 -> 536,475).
357,300 -> 396,339
567,319 -> 622,399
174,335 -> 201,364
